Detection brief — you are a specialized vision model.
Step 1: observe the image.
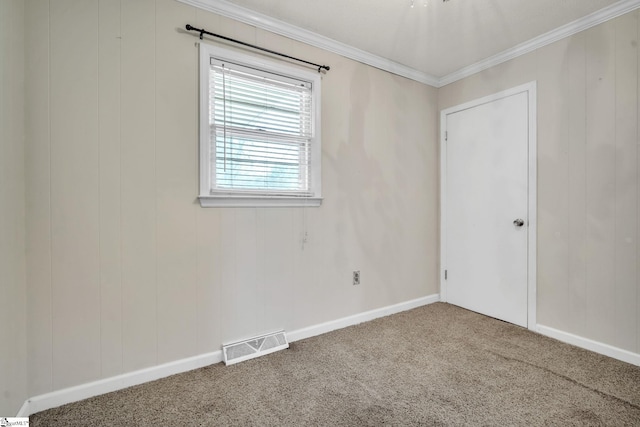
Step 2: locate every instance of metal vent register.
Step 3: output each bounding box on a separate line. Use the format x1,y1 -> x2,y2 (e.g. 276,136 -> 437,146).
222,330 -> 289,365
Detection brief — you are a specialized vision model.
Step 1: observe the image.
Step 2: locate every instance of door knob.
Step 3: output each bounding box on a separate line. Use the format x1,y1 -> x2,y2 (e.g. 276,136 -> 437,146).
513,219 -> 524,227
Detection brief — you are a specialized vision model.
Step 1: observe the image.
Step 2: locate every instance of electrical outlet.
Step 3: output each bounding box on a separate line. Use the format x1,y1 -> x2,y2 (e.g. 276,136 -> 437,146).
353,270 -> 360,285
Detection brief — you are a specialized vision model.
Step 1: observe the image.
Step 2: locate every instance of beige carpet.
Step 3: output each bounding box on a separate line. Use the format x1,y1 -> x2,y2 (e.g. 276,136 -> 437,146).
31,303 -> 640,426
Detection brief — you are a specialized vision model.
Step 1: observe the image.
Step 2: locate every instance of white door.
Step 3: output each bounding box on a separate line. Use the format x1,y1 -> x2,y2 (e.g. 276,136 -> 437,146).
441,83 -> 536,328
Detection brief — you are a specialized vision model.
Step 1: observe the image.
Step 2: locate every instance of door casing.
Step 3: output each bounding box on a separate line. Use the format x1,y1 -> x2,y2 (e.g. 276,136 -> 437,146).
439,81 -> 537,330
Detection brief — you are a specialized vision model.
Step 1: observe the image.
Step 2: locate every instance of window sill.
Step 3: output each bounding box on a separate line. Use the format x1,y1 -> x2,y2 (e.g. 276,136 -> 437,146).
198,195 -> 323,208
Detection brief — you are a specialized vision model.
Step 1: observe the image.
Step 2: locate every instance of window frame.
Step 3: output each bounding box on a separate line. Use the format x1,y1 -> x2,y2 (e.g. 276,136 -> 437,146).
198,43 -> 322,208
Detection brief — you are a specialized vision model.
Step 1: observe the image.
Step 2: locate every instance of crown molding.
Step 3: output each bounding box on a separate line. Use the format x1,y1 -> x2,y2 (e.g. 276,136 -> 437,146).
438,0 -> 640,86
177,0 -> 640,88
176,0 -> 440,87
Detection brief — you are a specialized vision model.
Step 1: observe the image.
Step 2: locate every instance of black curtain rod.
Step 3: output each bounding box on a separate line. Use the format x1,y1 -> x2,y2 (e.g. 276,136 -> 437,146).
185,24 -> 330,73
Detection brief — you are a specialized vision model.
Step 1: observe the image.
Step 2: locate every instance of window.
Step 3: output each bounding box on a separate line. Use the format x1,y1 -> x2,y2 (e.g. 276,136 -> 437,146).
198,43 -> 322,207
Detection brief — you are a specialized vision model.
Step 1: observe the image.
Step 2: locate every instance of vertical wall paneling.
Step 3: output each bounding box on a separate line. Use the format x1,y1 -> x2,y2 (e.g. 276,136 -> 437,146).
22,0 -> 439,395
49,0 -> 101,390
25,0 -> 53,398
358,70 -> 394,311
218,210 -> 238,344
98,0 -> 123,379
196,208 -> 222,354
567,32 -> 588,337
21,0 -> 640,400
233,209 -> 260,339
536,39 -> 571,327
193,10 -> 221,353
292,206 -> 323,329
260,209 -> 295,334
613,13 -> 638,351
314,197 -> 348,322
637,10 -> 640,355
254,210 -> 267,332
423,85 -> 440,303
120,0 -> 158,372
155,0 -> 199,364
0,0 -> 27,415
584,21 -> 617,345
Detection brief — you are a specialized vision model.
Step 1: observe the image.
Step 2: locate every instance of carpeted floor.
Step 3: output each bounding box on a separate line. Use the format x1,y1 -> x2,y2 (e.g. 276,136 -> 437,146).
31,303 -> 640,426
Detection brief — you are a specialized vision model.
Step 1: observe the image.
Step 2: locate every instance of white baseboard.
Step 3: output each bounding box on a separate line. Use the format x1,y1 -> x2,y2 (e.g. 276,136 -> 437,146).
287,294 -> 440,342
536,324 -> 640,367
18,293 -> 440,417
16,400 -> 30,418
19,350 -> 223,417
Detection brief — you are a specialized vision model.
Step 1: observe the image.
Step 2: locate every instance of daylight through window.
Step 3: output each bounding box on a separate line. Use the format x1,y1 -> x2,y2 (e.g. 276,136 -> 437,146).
199,44 -> 322,207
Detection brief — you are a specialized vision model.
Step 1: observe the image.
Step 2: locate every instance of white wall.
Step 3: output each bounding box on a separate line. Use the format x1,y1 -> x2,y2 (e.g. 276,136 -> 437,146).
439,11 -> 640,355
24,0 -> 439,397
0,0 -> 27,416
22,0 -> 638,407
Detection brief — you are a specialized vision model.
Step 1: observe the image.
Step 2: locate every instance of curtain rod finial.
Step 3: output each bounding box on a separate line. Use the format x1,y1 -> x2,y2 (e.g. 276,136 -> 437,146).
186,23 -> 330,73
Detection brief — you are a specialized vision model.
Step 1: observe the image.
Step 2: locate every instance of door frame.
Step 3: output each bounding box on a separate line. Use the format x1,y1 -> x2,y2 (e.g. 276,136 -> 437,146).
439,81 -> 537,330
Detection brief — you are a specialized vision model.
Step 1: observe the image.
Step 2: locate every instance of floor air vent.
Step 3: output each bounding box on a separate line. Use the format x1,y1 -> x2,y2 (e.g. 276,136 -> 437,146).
222,330 -> 289,366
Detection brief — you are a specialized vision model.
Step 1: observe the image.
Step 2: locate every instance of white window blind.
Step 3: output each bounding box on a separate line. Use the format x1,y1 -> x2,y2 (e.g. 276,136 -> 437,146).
209,59 -> 314,196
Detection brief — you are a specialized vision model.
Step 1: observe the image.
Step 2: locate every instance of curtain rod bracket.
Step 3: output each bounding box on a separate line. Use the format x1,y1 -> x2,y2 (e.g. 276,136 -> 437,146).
185,24 -> 331,73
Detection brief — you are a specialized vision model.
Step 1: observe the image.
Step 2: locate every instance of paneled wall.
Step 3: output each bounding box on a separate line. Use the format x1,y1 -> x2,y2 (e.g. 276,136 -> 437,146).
0,0 -> 27,416
24,0 -> 439,397
439,12 -> 640,355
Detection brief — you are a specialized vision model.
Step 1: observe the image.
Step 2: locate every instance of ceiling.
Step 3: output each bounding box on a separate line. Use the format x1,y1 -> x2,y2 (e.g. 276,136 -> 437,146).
220,0 -> 622,79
